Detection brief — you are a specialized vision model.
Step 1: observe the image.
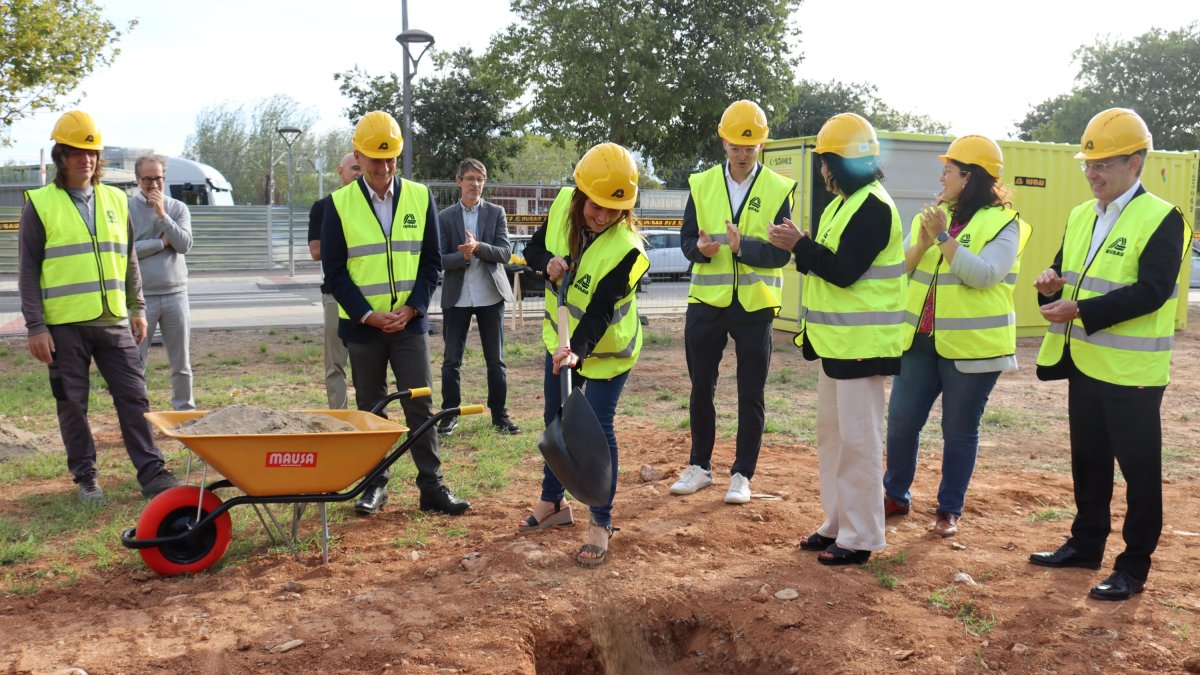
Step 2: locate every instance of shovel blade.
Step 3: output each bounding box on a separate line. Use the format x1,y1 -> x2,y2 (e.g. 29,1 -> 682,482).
536,389 -> 612,506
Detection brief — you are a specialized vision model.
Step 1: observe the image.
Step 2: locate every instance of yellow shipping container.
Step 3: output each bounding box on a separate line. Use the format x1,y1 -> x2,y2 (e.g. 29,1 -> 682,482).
764,133 -> 1199,336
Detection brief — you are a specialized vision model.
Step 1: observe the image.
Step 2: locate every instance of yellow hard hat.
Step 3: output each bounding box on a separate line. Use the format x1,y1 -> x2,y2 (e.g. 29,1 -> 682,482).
939,135 -> 1004,179
573,143 -> 638,210
814,113 -> 879,158
1076,108 -> 1152,160
718,100 -> 769,145
353,111 -> 403,159
51,110 -> 103,151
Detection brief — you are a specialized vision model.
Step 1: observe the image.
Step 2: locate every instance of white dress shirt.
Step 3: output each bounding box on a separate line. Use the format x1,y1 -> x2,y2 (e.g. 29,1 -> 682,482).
1085,181 -> 1141,267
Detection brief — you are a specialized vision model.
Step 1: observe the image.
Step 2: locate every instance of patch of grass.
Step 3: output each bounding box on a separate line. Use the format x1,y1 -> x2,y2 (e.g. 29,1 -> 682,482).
1170,622 -> 1191,643
1028,497 -> 1074,523
444,526 -> 468,538
644,331 -> 673,347
863,551 -> 906,589
770,367 -> 796,385
928,586 -> 995,635
655,390 -> 674,401
267,327 -> 278,336
206,351 -> 217,358
1163,446 -> 1191,464
258,343 -> 268,354
976,571 -> 996,582
0,452 -> 66,485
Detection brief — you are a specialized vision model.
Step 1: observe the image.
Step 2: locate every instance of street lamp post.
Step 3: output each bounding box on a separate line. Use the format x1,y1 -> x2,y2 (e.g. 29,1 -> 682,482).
277,126 -> 303,276
395,27 -> 435,179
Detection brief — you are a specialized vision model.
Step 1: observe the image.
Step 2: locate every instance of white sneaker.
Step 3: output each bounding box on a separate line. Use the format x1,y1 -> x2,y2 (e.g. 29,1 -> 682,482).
724,473 -> 751,504
669,465 -> 714,495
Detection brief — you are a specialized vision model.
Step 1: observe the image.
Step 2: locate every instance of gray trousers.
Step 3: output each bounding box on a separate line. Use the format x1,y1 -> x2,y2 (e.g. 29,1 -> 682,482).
347,329 -> 443,492
137,291 -> 194,410
48,324 -> 167,486
322,293 -> 349,409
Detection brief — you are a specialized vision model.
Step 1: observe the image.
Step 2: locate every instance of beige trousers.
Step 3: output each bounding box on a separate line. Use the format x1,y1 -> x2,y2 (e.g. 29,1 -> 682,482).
815,369 -> 887,552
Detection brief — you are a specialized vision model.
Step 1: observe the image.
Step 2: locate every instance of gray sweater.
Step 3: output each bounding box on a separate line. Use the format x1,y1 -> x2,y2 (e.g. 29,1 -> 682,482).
130,192 -> 192,295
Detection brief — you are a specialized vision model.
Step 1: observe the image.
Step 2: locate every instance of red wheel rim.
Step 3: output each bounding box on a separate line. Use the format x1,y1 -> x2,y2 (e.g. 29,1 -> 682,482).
135,486 -> 231,576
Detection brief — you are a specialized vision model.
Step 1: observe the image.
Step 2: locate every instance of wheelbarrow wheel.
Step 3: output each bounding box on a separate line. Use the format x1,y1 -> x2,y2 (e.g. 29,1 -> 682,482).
136,486 -> 231,576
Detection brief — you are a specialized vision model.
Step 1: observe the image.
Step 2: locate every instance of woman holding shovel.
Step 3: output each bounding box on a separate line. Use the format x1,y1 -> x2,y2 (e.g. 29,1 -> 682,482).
519,142 -> 649,568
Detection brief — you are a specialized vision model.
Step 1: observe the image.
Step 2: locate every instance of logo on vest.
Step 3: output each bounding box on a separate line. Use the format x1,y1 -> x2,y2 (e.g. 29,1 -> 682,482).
378,142 -> 390,150
959,233 -> 971,246
610,188 -> 625,199
1104,237 -> 1126,256
105,209 -> 117,223
573,273 -> 593,294
266,452 -> 317,468
403,213 -> 417,228
747,196 -> 761,213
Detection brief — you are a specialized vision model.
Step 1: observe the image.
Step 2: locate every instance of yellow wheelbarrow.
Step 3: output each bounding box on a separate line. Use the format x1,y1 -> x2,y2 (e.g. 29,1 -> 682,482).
120,388 -> 483,576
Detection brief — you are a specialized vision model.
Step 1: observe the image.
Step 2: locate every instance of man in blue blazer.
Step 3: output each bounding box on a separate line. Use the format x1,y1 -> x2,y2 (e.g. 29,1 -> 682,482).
438,158 -> 520,435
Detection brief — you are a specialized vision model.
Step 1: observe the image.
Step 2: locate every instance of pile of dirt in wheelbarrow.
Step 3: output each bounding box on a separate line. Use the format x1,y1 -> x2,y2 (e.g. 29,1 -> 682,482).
173,405 -> 356,435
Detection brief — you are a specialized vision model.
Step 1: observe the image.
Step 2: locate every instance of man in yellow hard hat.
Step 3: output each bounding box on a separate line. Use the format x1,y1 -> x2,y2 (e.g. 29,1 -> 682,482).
669,100 -> 796,505
17,110 -> 179,504
322,110 -> 469,516
1029,108 -> 1190,600
307,152 -> 361,409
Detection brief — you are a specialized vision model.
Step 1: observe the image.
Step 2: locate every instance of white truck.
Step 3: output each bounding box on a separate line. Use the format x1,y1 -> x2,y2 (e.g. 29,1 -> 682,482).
162,156 -> 234,206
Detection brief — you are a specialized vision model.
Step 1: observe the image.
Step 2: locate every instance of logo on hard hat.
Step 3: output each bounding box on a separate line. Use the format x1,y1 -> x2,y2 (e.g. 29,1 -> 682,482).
748,197 -> 761,213
1084,140 -> 1094,151
741,129 -> 752,137
86,135 -> 95,143
611,189 -> 625,198
379,142 -> 390,150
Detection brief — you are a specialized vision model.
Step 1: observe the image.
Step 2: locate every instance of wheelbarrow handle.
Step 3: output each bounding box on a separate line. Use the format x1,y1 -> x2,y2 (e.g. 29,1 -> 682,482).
369,387 -> 431,416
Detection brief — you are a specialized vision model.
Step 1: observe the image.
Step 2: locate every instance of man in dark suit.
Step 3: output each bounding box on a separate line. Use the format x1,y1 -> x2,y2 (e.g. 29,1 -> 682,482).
438,158 -> 520,435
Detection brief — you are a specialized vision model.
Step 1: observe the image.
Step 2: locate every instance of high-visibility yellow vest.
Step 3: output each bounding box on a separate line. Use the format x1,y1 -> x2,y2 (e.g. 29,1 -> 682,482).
331,178 -> 429,320
797,181 -> 907,359
687,164 -> 796,313
27,183 -> 129,325
541,188 -> 649,379
1036,192 -> 1189,386
903,205 -> 1032,359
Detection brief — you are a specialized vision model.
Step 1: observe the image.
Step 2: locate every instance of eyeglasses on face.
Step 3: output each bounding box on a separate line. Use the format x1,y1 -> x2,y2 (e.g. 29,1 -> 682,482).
139,176 -> 165,184
1079,156 -> 1130,173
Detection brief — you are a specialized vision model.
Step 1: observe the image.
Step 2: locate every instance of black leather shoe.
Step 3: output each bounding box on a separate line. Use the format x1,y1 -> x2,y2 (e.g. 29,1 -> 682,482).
1089,569 -> 1145,601
420,485 -> 471,516
493,416 -> 521,435
1028,544 -> 1102,570
436,417 -> 458,436
354,485 -> 388,514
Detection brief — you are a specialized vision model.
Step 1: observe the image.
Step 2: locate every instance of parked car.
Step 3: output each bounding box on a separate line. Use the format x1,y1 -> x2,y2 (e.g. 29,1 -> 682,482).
505,234 -> 546,297
1191,242 -> 1200,289
642,229 -> 690,280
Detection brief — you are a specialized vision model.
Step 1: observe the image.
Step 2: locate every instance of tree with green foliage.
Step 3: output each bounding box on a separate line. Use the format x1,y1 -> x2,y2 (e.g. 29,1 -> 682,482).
335,48 -> 521,181
488,0 -> 802,187
184,95 -> 350,205
773,80 -> 948,139
1016,24 -> 1200,151
0,0 -> 135,138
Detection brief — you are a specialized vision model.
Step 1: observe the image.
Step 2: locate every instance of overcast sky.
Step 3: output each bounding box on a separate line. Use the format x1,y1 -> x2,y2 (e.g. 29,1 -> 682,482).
2,0 -> 1197,165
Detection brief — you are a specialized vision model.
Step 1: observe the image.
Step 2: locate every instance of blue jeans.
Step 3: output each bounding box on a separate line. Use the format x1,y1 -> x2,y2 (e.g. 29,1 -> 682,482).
540,353 -> 628,528
884,333 -> 1000,516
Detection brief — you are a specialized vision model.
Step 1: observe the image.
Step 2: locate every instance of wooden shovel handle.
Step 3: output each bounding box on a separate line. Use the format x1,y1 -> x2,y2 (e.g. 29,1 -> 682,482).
557,305 -> 570,349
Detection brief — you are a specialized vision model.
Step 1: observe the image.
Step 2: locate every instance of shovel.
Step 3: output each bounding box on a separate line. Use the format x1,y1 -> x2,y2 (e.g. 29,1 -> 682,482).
536,269 -> 613,506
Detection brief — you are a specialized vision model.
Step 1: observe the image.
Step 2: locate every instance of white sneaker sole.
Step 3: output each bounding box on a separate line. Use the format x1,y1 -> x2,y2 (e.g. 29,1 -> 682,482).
669,481 -> 713,496
723,492 -> 751,505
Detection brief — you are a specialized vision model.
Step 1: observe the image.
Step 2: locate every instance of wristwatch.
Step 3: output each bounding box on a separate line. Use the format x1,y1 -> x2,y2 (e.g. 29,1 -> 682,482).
935,231 -> 951,245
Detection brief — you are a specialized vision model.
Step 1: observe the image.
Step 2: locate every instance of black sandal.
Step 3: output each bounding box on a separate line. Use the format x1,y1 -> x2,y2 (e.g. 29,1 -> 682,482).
517,500 -> 574,533
576,521 -> 618,568
799,532 -> 836,551
817,544 -> 871,566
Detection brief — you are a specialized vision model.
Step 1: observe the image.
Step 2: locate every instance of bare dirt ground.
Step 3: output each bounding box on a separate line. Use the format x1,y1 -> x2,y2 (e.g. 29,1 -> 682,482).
2,313 -> 1200,674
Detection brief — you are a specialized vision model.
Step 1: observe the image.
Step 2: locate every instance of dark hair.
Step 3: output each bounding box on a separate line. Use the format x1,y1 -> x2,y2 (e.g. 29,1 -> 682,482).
566,188 -> 636,261
134,154 -> 167,179
818,153 -> 884,197
945,160 -> 1011,224
50,143 -> 104,189
457,158 -> 487,179
1130,149 -> 1148,177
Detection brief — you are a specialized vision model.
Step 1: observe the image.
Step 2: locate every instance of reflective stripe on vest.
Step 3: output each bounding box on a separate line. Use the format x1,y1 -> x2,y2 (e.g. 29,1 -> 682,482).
687,164 -> 796,313
902,205 -> 1031,359
540,187 -> 649,379
27,184 -> 129,325
1035,191 -> 1189,386
797,181 -> 907,359
331,178 -> 429,320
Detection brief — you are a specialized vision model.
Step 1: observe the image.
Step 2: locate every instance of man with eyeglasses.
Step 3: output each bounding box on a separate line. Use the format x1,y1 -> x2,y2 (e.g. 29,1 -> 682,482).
18,111 -> 178,504
131,154 -> 194,410
436,158 -> 519,436
669,100 -> 796,505
1029,108 -> 1190,601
